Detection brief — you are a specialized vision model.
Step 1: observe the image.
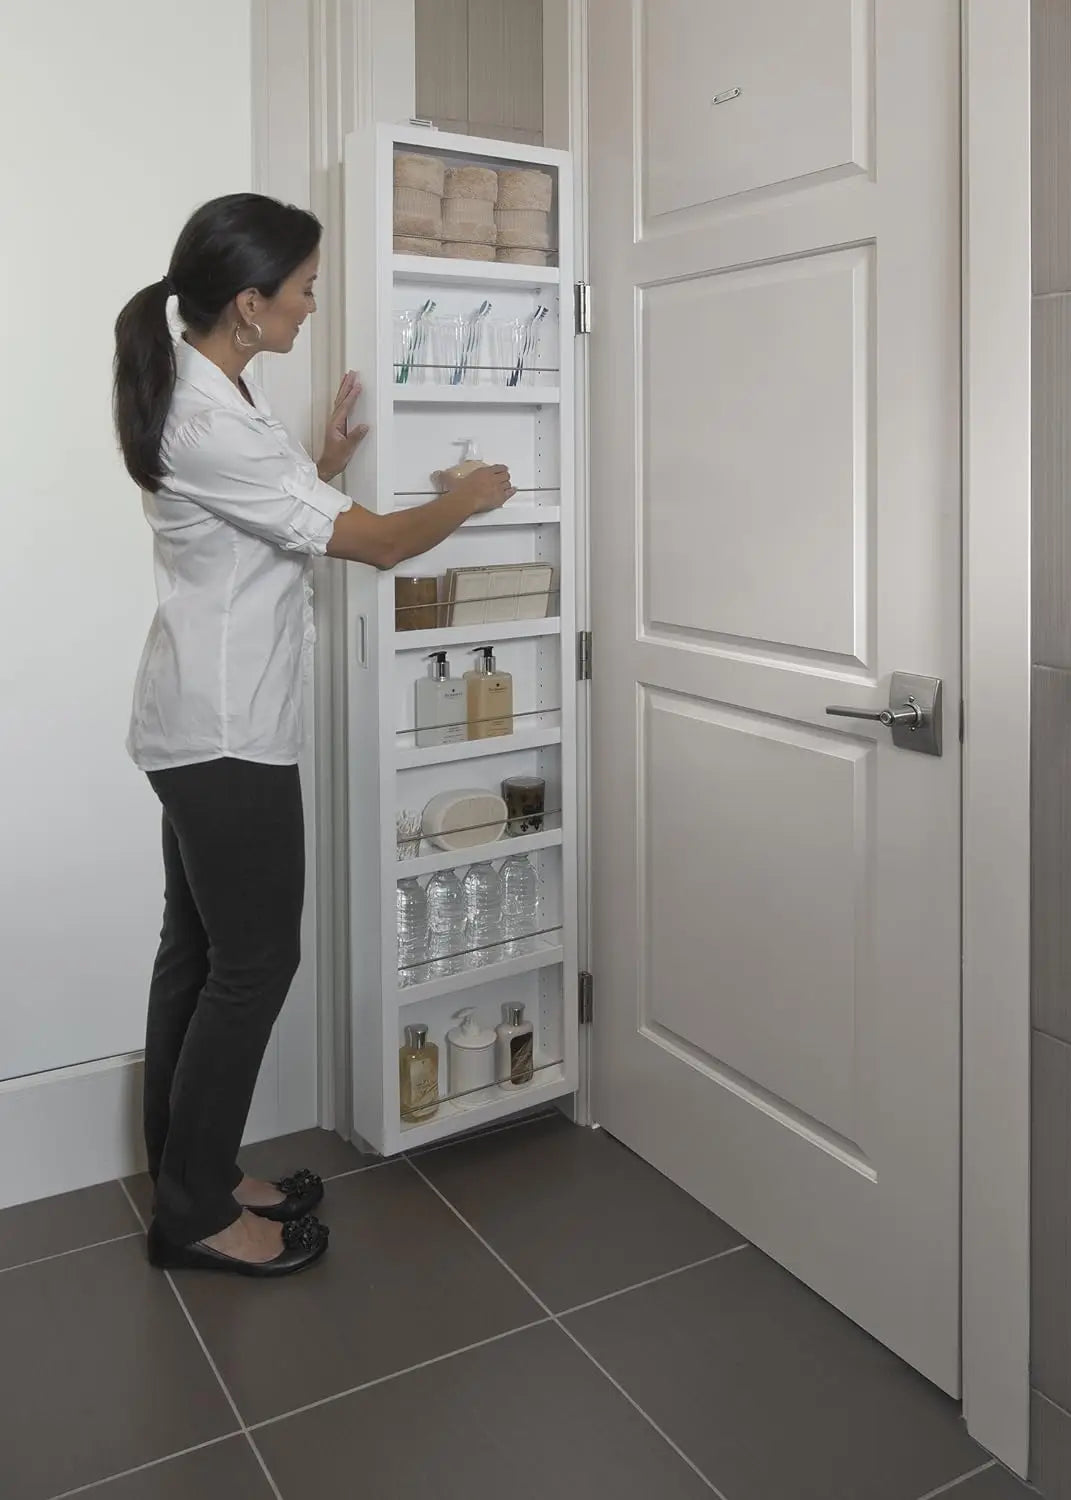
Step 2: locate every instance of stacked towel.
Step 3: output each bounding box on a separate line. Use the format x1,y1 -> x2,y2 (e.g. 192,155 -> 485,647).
495,169 -> 553,265
441,165 -> 498,259
393,154 -> 444,255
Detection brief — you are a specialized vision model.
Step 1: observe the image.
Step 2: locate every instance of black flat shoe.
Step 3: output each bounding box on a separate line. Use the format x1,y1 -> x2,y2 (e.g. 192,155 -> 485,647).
146,1214 -> 329,1277
244,1167 -> 324,1223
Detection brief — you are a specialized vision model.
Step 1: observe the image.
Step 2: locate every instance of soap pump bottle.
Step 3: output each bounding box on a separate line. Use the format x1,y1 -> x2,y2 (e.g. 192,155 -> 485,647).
446,1007 -> 497,1102
399,1023 -> 440,1123
465,646 -> 514,740
415,652 -> 467,748
433,437 -> 486,491
496,1002 -> 535,1090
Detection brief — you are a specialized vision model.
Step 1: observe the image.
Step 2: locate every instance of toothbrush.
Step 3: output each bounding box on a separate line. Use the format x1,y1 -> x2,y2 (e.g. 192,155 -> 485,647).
404,298 -> 435,383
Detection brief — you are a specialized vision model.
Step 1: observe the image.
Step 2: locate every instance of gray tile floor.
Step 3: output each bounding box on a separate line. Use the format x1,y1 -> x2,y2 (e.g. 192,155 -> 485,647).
0,1112 -> 1037,1500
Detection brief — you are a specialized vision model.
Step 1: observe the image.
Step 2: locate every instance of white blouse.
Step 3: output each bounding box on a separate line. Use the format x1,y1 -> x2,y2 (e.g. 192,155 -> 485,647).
127,340 -> 352,772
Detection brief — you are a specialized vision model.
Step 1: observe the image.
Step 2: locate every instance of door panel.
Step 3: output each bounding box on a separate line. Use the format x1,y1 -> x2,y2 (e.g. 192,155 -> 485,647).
643,248 -> 870,658
643,0 -> 870,219
590,0 -> 961,1391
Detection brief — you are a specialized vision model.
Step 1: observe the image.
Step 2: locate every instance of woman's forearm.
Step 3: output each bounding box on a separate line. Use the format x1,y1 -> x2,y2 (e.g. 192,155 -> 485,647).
325,488 -> 478,569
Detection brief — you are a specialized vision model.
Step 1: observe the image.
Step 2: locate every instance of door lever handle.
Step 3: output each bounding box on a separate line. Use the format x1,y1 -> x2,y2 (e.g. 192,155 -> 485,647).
825,674 -> 943,756
826,702 -> 923,730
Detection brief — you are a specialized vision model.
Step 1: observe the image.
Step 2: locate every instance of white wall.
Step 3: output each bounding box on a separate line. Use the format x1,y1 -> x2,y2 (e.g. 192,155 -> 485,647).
0,2 -> 253,1080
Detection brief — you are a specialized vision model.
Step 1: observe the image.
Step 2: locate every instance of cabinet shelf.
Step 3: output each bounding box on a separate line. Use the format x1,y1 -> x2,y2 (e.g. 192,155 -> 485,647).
397,724 -> 561,769
396,827 -> 563,878
396,1063 -> 571,1150
393,254 -> 560,289
393,386 -> 560,406
394,935 -> 564,1006
389,504 -> 561,529
394,619 -> 560,653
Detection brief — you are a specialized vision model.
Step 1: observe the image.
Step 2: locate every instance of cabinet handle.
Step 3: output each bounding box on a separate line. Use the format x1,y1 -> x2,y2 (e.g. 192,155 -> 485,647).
357,614 -> 368,668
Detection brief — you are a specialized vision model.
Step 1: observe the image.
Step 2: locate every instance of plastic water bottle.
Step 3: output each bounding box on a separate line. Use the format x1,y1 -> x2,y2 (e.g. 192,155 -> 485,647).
463,862 -> 502,966
396,877 -> 427,988
425,868 -> 467,976
500,855 -> 538,955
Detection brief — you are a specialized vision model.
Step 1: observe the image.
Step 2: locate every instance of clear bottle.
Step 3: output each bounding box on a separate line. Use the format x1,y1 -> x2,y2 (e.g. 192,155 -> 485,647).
425,868 -> 467,976
432,436 -> 487,491
462,861 -> 502,966
415,652 -> 467,749
500,854 -> 538,955
496,1002 -> 535,1090
465,646 -> 514,740
399,1023 -> 440,1123
396,876 -> 428,988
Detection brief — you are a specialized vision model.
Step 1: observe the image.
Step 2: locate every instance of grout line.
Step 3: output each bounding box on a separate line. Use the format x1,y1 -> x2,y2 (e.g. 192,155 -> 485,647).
0,1230 -> 141,1277
45,1432 -> 243,1500
321,1157 -> 394,1184
912,1461 -> 998,1500
117,1180 -> 285,1500
557,1242 -> 750,1317
404,1157 -> 728,1498
403,1108 -> 558,1160
249,1317 -> 551,1432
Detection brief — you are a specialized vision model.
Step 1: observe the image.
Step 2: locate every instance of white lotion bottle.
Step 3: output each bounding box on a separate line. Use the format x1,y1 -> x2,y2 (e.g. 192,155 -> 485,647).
446,1007 -> 497,1102
415,652 -> 466,748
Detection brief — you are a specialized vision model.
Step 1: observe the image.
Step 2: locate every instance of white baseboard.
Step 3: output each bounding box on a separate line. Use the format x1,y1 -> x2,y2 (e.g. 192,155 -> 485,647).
0,1034 -> 303,1210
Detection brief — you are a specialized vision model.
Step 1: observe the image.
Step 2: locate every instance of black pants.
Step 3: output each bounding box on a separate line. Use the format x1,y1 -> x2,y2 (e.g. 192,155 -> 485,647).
144,758 -> 304,1244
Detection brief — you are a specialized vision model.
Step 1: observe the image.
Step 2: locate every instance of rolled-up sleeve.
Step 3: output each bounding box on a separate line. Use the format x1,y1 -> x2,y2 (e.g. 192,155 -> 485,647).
166,406 -> 352,556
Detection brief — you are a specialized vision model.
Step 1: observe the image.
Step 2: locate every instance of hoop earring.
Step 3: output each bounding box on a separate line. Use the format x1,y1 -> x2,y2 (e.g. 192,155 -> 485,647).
234,321 -> 262,350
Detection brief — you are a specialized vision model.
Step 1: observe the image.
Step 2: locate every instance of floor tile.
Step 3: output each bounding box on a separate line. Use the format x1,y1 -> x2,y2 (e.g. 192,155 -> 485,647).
123,1127 -> 379,1228
564,1247 -> 986,1500
174,1161 -> 541,1425
254,1321 -> 714,1499
75,1436 -> 273,1498
0,1236 -> 236,1500
0,1181 -> 138,1272
415,1114 -> 744,1310
237,1125 -> 380,1183
942,1464 -> 1038,1498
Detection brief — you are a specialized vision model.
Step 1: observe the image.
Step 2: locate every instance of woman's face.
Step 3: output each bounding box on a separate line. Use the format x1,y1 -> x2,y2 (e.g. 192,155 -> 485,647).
244,248 -> 320,354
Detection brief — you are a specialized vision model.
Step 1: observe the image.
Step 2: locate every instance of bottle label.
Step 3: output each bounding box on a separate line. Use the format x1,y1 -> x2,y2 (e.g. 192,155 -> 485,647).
403,1056 -> 439,1120
509,1032 -> 535,1086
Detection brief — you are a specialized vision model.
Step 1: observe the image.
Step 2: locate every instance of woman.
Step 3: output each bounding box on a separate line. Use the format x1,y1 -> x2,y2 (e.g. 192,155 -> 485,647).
114,193 -> 513,1278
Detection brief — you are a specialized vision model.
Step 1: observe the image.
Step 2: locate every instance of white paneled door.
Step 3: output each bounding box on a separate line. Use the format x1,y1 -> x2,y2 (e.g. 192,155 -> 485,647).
589,0 -> 962,1392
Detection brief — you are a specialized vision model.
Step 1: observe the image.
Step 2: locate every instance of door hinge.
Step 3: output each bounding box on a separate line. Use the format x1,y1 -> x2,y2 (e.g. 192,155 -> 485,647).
576,630 -> 592,681
579,971 -> 594,1025
574,281 -> 592,335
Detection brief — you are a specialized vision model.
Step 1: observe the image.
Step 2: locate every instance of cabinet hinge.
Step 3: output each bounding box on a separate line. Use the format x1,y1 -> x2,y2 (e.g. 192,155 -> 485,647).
574,281 -> 592,335
576,630 -> 592,681
579,971 -> 594,1025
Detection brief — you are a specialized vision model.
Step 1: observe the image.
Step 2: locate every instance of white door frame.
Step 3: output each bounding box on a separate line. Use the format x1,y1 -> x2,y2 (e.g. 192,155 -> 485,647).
960,0 -> 1031,1476
280,0 -> 1031,1472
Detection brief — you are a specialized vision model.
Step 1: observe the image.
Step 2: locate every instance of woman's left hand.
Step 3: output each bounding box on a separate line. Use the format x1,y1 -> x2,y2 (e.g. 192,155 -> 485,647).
318,371 -> 370,482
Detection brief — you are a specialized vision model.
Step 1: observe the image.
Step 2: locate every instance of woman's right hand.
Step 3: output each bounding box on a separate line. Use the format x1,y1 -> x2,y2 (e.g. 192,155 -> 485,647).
453,464 -> 516,514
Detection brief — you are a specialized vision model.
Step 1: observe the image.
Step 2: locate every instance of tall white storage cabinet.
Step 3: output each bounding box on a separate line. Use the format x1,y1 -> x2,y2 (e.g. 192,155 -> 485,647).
343,125 -> 578,1154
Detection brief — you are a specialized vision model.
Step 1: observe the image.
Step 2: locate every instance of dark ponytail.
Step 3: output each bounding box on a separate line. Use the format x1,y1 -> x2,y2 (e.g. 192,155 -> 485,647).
113,193 -> 322,492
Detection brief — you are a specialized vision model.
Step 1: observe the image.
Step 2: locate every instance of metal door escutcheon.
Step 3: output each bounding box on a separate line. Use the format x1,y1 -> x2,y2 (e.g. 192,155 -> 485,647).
826,673 -> 943,756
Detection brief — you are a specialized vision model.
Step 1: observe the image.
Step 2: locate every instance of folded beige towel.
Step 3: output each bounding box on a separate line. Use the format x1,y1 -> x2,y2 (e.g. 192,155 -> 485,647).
494,208 -> 551,250
444,165 -> 498,202
394,185 -> 442,240
495,247 -> 550,266
394,152 -> 445,194
496,168 -> 553,212
442,196 -> 496,245
441,241 -> 496,261
394,235 -> 442,257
